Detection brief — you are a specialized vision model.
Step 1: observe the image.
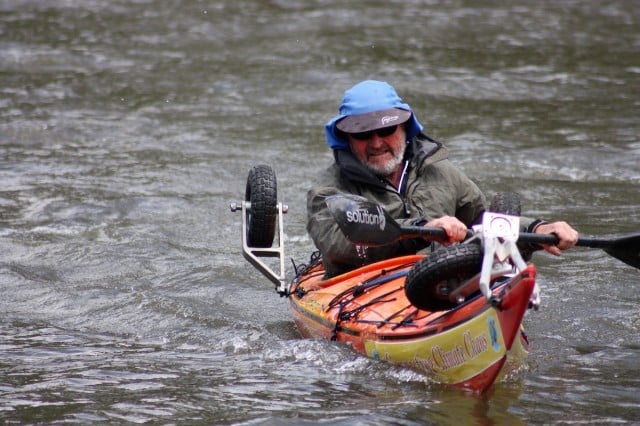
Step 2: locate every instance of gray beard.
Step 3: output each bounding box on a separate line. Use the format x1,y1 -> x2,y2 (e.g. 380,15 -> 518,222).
364,143 -> 406,177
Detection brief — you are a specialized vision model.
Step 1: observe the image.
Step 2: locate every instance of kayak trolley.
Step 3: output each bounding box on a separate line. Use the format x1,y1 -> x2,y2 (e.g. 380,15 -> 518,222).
229,165 -> 289,296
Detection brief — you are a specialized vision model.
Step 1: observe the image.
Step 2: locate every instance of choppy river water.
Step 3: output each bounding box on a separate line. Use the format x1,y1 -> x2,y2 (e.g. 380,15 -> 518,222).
1,1 -> 639,424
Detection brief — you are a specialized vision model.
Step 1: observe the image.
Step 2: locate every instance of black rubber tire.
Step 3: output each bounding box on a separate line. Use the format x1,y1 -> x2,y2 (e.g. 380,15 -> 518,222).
405,244 -> 483,311
404,192 -> 523,311
490,191 -> 536,260
489,192 -> 522,216
245,165 -> 277,248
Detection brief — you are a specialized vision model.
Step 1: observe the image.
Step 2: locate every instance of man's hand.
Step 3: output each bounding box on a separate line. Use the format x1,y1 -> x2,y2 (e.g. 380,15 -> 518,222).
534,221 -> 579,256
425,216 -> 469,245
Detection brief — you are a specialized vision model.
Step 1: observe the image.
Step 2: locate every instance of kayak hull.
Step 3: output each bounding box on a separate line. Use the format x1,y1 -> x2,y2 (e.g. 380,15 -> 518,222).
289,255 -> 535,392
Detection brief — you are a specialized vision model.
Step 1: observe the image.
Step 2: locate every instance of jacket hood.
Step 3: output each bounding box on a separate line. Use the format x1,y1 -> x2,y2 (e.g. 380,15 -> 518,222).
325,80 -> 424,150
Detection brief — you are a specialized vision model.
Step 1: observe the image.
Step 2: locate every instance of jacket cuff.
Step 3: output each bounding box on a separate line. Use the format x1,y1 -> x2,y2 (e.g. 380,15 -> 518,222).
526,218 -> 549,233
412,216 -> 429,227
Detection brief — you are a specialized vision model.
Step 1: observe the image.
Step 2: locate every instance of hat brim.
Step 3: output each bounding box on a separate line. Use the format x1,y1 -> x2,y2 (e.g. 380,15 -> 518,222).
335,108 -> 412,134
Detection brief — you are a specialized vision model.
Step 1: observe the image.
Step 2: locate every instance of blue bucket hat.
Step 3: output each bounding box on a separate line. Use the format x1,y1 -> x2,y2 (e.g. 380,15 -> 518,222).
325,80 -> 424,150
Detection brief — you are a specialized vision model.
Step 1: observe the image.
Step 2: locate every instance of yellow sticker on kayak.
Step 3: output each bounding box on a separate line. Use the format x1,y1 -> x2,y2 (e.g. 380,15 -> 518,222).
364,309 -> 506,384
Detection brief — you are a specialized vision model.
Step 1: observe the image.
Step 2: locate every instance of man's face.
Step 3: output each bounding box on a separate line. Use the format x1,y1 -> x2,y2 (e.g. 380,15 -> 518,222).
347,124 -> 407,176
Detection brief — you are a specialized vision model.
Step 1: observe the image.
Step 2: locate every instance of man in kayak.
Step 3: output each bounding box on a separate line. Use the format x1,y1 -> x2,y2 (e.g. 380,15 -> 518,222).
307,80 -> 579,277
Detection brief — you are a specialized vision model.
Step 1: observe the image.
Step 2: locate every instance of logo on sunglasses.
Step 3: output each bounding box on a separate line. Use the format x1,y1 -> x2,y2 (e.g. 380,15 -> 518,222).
381,115 -> 400,126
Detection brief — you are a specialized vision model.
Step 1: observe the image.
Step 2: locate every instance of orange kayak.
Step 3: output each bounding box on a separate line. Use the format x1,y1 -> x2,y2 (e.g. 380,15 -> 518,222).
232,165 -> 536,393
288,255 -> 534,393
235,164 -> 640,392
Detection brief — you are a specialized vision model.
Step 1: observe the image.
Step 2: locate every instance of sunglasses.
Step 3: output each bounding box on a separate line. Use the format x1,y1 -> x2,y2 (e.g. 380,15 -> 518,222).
349,125 -> 398,141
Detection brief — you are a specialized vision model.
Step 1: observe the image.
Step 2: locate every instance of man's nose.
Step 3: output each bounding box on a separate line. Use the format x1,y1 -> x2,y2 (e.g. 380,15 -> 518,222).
367,134 -> 384,147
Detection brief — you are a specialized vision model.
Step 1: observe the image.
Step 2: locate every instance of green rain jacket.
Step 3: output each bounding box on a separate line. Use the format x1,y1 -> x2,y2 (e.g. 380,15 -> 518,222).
307,134 -> 538,277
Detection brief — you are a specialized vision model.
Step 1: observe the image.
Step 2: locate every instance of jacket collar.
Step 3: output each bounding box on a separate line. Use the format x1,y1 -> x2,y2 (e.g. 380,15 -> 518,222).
334,134 -> 446,189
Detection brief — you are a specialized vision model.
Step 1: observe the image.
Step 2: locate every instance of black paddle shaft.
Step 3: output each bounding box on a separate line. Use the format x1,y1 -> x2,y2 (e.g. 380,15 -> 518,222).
325,194 -> 640,270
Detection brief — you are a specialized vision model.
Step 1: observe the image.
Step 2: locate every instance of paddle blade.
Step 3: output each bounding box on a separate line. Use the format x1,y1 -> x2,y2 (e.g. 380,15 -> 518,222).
603,232 -> 640,269
325,194 -> 403,246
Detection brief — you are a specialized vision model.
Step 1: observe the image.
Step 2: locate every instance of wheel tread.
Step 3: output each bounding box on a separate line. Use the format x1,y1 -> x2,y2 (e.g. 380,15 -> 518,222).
245,165 -> 277,247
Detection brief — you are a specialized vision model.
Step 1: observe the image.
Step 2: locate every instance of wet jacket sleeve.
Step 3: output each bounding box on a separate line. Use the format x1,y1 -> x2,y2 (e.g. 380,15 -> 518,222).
306,185 -> 361,275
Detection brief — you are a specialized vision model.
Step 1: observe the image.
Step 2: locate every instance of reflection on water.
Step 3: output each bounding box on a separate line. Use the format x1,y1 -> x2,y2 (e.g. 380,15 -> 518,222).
1,0 -> 639,424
